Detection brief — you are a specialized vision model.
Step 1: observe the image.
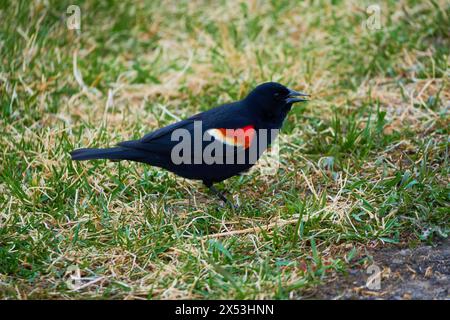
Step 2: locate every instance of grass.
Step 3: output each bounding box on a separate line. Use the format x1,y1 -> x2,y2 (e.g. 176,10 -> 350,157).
0,0 -> 448,299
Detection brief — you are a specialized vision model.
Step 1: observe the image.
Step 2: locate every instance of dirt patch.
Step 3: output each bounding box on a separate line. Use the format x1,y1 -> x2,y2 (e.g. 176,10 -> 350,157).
311,238 -> 449,299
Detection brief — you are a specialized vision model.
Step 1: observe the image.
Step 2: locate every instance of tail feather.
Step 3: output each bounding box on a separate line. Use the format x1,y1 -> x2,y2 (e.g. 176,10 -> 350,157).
70,147 -> 147,161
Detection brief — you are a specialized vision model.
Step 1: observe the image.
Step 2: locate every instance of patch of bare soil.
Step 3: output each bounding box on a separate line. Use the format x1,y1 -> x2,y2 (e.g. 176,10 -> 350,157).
311,238 -> 449,300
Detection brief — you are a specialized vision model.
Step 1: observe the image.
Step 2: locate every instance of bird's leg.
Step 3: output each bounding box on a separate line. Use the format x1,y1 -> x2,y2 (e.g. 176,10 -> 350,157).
204,182 -> 236,209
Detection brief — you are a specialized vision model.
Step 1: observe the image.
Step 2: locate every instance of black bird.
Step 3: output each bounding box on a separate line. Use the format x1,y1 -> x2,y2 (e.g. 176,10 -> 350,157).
71,82 -> 308,205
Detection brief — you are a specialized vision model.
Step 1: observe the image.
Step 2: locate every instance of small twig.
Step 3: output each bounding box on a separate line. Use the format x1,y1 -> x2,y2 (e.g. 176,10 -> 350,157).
71,277 -> 105,292
203,218 -> 299,239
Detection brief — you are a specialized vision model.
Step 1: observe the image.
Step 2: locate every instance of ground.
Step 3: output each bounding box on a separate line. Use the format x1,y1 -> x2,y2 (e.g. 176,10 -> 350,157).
311,238 -> 449,299
0,1 -> 448,299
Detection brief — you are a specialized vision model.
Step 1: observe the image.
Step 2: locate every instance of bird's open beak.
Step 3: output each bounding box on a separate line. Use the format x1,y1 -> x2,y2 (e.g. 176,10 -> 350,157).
285,88 -> 309,104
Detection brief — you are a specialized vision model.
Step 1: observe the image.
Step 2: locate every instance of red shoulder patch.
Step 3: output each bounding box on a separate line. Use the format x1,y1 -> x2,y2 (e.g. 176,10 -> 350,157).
207,125 -> 255,149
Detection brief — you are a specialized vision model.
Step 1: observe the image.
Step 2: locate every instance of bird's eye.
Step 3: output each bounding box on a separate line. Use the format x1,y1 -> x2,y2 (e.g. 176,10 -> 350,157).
274,93 -> 280,97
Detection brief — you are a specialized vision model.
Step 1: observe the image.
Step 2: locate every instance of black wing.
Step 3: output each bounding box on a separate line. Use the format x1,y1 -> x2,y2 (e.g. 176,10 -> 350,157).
140,113 -> 202,143
117,112 -> 202,152
118,101 -> 253,153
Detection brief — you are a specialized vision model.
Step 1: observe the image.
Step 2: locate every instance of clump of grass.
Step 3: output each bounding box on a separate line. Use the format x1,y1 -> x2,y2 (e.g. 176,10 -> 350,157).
0,0 -> 448,299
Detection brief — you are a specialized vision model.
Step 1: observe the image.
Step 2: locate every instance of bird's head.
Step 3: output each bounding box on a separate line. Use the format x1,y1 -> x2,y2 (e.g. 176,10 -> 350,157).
244,82 -> 309,122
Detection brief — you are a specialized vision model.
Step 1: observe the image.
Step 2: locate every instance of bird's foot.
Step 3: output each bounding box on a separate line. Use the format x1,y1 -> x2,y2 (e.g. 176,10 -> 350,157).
219,198 -> 239,210
204,183 -> 238,210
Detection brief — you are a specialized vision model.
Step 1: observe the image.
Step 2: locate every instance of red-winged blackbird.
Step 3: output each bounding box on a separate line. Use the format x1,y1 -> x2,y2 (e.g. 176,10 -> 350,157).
71,82 -> 308,205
